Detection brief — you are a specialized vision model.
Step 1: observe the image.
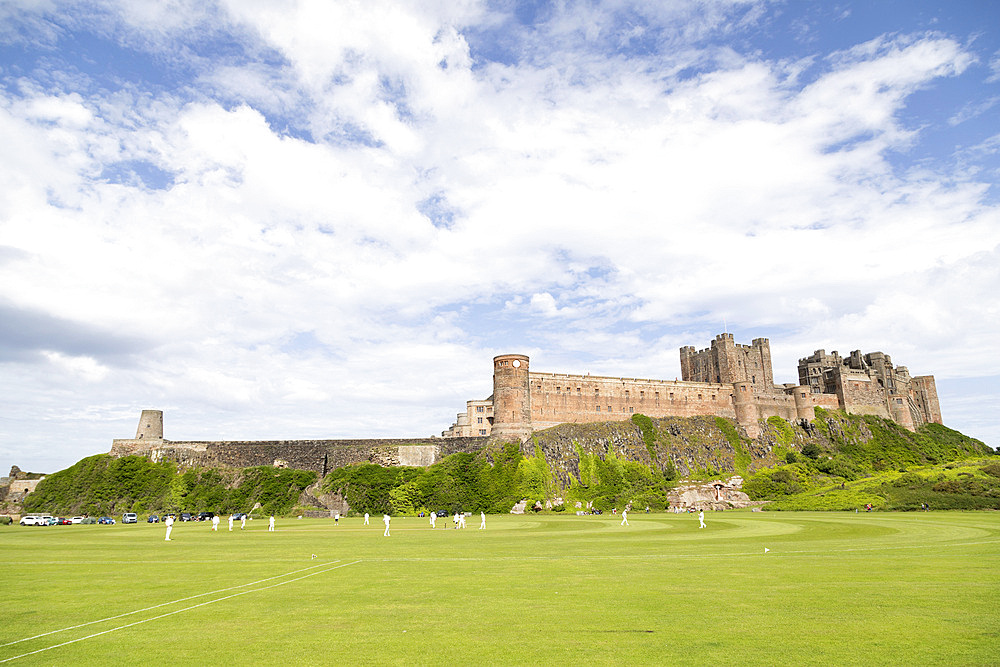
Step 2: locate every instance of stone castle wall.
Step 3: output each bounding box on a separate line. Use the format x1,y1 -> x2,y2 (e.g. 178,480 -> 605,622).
111,435 -> 486,474
527,373 -> 737,431
478,333 -> 941,442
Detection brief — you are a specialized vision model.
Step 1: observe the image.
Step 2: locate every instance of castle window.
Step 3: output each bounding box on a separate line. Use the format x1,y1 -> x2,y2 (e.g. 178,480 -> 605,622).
668,393 -> 673,400
640,391 -> 645,399
479,429 -> 487,435
596,405 -> 601,412
629,407 -> 633,413
477,417 -> 483,424
607,406 -> 611,412
698,394 -> 702,400
655,392 -> 660,400
476,406 -> 484,413
556,386 -> 560,392
625,390 -> 630,399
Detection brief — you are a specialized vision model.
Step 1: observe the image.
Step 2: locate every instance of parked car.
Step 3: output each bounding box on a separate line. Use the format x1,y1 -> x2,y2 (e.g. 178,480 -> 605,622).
44,517 -> 59,525
80,517 -> 97,524
98,516 -> 115,524
231,513 -> 245,520
70,516 -> 85,524
56,517 -> 72,525
180,513 -> 192,522
197,512 -> 215,522
148,514 -> 160,523
19,515 -> 48,526
436,510 -> 448,517
122,513 -> 138,524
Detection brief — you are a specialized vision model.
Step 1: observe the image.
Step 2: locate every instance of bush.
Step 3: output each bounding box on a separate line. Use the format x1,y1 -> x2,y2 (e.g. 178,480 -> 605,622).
0,516 -> 12,525
801,442 -> 822,460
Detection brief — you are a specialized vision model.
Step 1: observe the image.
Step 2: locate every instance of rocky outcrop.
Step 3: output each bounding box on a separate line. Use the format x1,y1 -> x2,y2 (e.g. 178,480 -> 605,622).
665,476 -> 763,510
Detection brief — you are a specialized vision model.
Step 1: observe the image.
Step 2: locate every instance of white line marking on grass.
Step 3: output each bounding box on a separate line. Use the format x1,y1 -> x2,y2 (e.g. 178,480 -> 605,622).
1,561 -> 345,649
1,560 -> 360,664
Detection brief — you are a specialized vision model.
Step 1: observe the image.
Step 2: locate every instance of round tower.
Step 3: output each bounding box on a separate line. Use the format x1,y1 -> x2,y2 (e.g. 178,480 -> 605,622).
491,354 -> 532,443
732,381 -> 760,438
135,410 -> 163,440
792,385 -> 815,421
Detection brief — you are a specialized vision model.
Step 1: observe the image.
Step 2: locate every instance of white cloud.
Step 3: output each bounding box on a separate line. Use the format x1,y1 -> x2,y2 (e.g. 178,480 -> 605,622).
1,1 -> 998,475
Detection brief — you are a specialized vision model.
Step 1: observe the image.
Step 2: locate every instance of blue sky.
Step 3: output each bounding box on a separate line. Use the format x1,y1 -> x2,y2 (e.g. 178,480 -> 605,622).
1,0 -> 998,475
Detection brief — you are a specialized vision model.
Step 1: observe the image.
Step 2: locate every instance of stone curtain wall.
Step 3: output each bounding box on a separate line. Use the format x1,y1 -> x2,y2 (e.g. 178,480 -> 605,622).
528,372 -> 738,431
111,437 -> 487,474
835,372 -> 891,418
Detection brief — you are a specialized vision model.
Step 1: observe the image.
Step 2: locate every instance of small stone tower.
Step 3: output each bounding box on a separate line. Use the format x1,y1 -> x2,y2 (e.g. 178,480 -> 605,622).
135,410 -> 163,440
491,354 -> 532,443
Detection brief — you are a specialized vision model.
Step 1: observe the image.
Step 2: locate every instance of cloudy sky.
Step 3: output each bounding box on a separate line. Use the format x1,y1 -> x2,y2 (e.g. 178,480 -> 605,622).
1,0 -> 998,475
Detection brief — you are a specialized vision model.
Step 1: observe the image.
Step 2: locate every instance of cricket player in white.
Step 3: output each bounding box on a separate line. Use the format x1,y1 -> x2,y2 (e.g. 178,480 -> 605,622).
479,511 -> 486,529
364,512 -> 370,525
240,514 -> 246,530
212,515 -> 220,531
458,513 -> 466,529
268,515 -> 275,532
430,512 -> 436,528
164,514 -> 174,541
383,514 -> 391,536
621,509 -> 629,526
228,514 -> 233,531
698,509 -> 705,528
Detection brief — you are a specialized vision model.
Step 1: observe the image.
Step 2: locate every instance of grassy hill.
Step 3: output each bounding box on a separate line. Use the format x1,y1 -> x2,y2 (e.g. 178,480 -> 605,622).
15,410 -> 997,516
21,454 -> 316,516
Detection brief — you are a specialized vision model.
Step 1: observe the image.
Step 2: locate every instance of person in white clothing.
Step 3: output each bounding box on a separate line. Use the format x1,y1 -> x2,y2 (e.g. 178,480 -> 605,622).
458,513 -> 466,529
334,512 -> 340,525
698,509 -> 705,529
429,512 -> 436,528
383,514 -> 391,536
228,514 -> 233,531
268,515 -> 275,532
164,514 -> 174,541
363,512 -> 370,525
479,511 -> 486,529
240,514 -> 246,530
212,515 -> 220,531
621,509 -> 629,526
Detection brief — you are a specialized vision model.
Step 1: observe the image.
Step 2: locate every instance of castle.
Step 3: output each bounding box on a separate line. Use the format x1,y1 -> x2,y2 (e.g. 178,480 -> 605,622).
442,334 -> 942,440
109,334 -> 942,471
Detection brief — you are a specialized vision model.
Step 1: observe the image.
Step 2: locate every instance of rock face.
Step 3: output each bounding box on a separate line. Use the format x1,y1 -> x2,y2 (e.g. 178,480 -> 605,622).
528,414 -> 787,485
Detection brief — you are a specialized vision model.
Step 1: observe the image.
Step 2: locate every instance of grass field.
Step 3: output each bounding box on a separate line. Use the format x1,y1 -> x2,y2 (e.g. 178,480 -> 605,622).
2,511 -> 998,665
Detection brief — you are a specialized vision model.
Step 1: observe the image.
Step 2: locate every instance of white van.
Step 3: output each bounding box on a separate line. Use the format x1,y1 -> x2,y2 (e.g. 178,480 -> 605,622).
122,512 -> 138,524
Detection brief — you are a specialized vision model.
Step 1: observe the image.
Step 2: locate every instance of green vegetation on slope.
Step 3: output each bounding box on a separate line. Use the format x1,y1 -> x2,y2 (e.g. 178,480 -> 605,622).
743,412 -> 996,510
23,455 -> 316,516
323,442 -> 528,515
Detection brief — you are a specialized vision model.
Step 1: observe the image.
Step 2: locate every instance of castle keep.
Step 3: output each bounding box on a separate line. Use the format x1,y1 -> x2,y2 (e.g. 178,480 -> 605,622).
443,334 -> 942,440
